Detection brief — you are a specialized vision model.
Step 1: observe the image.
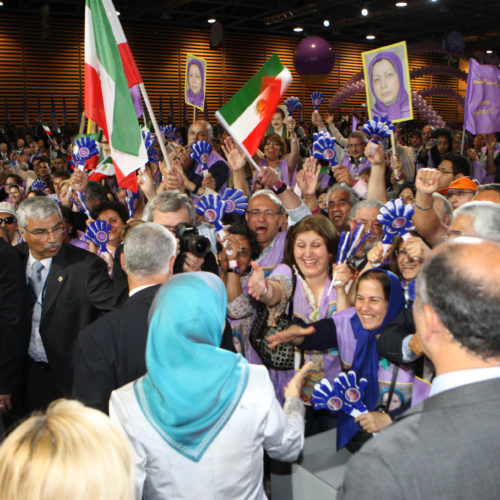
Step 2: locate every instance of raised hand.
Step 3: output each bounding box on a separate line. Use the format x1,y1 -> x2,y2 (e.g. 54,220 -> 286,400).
256,166 -> 281,189
267,324 -> 315,349
284,361 -> 314,399
221,137 -> 247,172
296,156 -> 320,196
415,168 -> 441,195
248,261 -> 268,300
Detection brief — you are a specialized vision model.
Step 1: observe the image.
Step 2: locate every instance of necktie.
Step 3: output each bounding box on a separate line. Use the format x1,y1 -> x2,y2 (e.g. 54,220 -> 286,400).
29,260 -> 45,299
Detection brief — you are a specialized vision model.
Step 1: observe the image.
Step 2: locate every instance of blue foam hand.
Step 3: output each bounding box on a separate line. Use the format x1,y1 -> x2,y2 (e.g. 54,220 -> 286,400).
189,141 -> 213,170
313,133 -> 338,166
333,371 -> 369,417
30,179 -> 47,192
377,198 -> 414,244
141,130 -> 155,151
85,220 -> 110,253
220,188 -> 248,215
362,115 -> 395,144
73,137 -> 99,162
284,96 -> 302,116
125,189 -> 138,218
147,147 -> 161,164
195,194 -> 225,231
312,378 -> 345,414
311,91 -> 324,111
160,124 -> 178,140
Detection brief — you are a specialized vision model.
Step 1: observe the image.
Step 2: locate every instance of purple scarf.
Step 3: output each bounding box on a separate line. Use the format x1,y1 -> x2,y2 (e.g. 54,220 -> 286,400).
185,60 -> 205,109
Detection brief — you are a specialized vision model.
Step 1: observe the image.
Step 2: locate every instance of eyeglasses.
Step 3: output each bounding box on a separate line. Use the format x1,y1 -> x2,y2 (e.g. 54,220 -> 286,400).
24,222 -> 64,238
0,216 -> 15,225
447,190 -> 474,198
247,209 -> 281,218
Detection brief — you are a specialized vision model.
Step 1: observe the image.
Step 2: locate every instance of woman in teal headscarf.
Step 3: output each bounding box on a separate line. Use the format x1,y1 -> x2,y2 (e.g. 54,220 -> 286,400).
110,272 -> 311,500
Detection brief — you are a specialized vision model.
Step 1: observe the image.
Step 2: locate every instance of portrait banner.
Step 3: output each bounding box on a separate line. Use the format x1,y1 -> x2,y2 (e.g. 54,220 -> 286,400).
185,54 -> 207,111
362,41 -> 413,123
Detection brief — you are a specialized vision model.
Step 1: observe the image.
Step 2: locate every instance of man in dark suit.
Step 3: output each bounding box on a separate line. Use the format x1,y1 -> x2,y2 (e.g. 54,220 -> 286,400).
339,237 -> 500,499
73,223 -> 177,413
16,197 -> 114,412
0,230 -> 29,429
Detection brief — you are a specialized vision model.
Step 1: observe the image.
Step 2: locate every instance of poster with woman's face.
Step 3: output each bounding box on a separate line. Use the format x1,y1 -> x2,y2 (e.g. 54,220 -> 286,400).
185,54 -> 207,111
362,41 -> 413,123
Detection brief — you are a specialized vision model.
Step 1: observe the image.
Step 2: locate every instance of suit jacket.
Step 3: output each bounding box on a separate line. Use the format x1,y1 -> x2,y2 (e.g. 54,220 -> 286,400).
0,239 -> 30,394
339,377 -> 500,499
17,242 -> 115,393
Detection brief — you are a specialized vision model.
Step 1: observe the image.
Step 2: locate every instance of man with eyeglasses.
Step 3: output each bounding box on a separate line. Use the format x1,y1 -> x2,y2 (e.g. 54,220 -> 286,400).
0,202 -> 22,245
15,197 -> 115,413
336,132 -> 371,188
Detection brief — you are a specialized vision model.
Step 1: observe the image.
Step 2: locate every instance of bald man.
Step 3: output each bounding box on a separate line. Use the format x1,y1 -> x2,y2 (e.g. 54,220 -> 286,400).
339,238 -> 500,499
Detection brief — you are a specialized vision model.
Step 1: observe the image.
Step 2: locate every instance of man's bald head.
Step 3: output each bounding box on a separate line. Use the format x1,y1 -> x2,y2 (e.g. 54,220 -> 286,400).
416,237 -> 500,360
188,120 -> 212,146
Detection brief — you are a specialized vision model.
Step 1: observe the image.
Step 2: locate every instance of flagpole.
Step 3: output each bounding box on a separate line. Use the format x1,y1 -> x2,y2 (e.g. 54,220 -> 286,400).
139,83 -> 172,171
79,113 -> 86,135
460,128 -> 466,155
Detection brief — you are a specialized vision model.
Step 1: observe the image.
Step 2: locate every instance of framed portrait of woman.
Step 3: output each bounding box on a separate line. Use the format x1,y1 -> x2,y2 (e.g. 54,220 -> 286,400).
185,54 -> 207,111
362,41 -> 413,123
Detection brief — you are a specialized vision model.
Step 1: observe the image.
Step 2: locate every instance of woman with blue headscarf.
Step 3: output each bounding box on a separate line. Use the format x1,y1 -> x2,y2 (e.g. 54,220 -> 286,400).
110,272 -> 311,499
266,269 -> 431,452
368,51 -> 410,122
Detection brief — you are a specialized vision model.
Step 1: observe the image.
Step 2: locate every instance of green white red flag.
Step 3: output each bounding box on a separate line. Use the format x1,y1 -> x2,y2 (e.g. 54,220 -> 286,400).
216,54 -> 292,156
41,122 -> 52,136
84,0 -> 147,190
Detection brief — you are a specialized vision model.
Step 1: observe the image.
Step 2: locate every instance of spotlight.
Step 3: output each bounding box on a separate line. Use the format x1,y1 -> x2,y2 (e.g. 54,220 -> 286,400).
486,50 -> 493,54
366,34 -> 376,40
396,2 -> 407,6
361,8 -> 369,16
323,19 -> 330,27
208,18 -> 216,23
294,26 -> 304,32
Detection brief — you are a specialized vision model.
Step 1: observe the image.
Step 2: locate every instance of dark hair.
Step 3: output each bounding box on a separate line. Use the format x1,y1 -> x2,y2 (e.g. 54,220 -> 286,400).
416,243 -> 500,358
282,215 -> 339,276
60,205 -> 78,238
442,152 -> 472,177
227,221 -> 261,261
357,269 -> 391,302
476,183 -> 500,195
262,133 -> 286,157
273,107 -> 285,120
91,201 -> 128,224
53,170 -> 71,180
429,127 -> 453,167
86,181 -> 109,204
6,173 -> 24,186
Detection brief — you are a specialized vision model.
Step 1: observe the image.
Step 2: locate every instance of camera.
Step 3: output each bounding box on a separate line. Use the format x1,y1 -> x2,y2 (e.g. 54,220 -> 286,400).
174,223 -> 211,258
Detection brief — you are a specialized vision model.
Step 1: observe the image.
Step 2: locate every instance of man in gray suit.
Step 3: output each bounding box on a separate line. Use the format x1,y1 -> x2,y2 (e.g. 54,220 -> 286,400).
339,237 -> 500,499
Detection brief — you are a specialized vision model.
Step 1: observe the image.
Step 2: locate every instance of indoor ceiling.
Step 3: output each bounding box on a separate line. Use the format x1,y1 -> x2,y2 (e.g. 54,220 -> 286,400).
6,0 -> 500,56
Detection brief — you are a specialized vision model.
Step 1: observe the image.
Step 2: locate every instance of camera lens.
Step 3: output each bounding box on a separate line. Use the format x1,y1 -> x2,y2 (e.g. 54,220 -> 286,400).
189,235 -> 211,258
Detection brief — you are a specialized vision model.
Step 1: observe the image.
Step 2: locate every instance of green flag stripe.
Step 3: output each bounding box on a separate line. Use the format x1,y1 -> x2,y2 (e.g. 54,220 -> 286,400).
88,0 -> 140,155
218,54 -> 284,125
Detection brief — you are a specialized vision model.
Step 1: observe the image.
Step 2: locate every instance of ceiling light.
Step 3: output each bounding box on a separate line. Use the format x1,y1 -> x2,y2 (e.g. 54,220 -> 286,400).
366,34 -> 376,40
361,8 -> 369,16
116,10 -> 120,16
294,26 -> 303,32
486,50 -> 493,54
207,18 -> 216,23
323,19 -> 330,27
396,2 -> 407,6
0,2 -> 4,6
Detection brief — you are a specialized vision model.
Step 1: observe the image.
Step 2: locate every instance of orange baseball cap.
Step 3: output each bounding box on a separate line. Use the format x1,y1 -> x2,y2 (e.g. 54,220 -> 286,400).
438,177 -> 478,195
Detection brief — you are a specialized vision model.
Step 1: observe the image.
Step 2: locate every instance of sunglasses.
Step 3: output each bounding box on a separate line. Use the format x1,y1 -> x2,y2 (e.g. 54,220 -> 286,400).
0,216 -> 15,225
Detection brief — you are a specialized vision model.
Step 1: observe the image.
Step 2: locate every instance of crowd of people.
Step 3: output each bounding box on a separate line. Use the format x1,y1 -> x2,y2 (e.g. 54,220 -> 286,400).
1,109 -> 500,499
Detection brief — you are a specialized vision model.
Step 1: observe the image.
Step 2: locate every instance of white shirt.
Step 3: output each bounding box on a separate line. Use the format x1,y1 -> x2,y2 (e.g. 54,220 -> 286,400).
26,253 -> 52,362
429,367 -> 500,397
129,284 -> 156,298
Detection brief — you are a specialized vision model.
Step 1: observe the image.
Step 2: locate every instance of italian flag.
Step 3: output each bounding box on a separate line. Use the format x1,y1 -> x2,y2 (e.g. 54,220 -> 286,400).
84,0 -> 147,191
215,54 -> 292,156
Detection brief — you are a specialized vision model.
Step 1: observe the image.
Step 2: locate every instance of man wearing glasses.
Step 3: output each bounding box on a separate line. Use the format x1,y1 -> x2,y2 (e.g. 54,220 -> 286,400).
15,197 -> 115,413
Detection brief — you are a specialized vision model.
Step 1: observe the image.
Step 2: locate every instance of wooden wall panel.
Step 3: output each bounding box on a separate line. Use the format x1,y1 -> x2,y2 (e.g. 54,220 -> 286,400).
0,13 -> 464,131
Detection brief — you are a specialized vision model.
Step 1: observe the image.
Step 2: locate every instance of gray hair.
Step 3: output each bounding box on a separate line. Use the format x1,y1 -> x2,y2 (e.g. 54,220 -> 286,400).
124,223 -> 177,279
326,184 -> 360,208
454,201 -> 500,242
348,199 -> 384,221
17,197 -> 62,229
142,191 -> 196,225
249,189 -> 285,214
348,131 -> 368,144
433,192 -> 452,223
189,120 -> 213,141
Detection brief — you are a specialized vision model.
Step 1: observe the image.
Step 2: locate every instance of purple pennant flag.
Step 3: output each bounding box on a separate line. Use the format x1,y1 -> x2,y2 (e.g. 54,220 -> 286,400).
464,58 -> 500,135
352,115 -> 359,132
159,94 -> 164,124
130,84 -> 144,118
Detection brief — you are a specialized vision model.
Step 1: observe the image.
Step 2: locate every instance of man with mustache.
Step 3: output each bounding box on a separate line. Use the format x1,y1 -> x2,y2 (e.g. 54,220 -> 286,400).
16,197 -> 115,413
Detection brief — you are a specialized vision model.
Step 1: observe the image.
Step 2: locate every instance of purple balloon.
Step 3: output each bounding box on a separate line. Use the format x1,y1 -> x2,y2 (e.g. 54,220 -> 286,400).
295,36 -> 335,75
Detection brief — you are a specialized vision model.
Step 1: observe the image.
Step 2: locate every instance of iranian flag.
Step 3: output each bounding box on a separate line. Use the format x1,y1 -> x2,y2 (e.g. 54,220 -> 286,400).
216,54 -> 292,156
41,122 -> 52,136
85,0 -> 147,190
89,155 -> 115,181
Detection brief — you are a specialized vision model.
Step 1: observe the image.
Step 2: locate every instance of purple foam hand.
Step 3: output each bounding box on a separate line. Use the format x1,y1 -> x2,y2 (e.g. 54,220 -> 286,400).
85,220 -> 110,253
160,124 -> 178,141
220,188 -> 248,215
30,179 -> 47,192
189,141 -> 213,171
312,378 -> 345,413
311,91 -> 324,111
284,96 -> 302,117
362,115 -> 394,144
147,147 -> 161,164
333,371 -> 369,418
313,132 -> 338,166
141,130 -> 155,151
377,198 -> 414,244
125,189 -> 138,218
195,194 -> 225,231
73,136 -> 99,163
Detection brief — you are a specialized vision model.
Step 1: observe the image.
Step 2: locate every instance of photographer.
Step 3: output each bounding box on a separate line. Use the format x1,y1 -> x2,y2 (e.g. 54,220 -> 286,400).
142,191 -> 218,275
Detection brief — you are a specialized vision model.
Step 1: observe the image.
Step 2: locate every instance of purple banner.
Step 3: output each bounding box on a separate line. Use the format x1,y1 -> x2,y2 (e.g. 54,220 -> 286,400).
464,58 -> 500,135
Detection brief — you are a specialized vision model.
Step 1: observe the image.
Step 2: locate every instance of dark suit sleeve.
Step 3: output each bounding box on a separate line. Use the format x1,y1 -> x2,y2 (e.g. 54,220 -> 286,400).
85,254 -> 116,312
208,160 -> 229,192
297,318 -> 339,351
377,309 -> 416,365
0,243 -> 30,394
